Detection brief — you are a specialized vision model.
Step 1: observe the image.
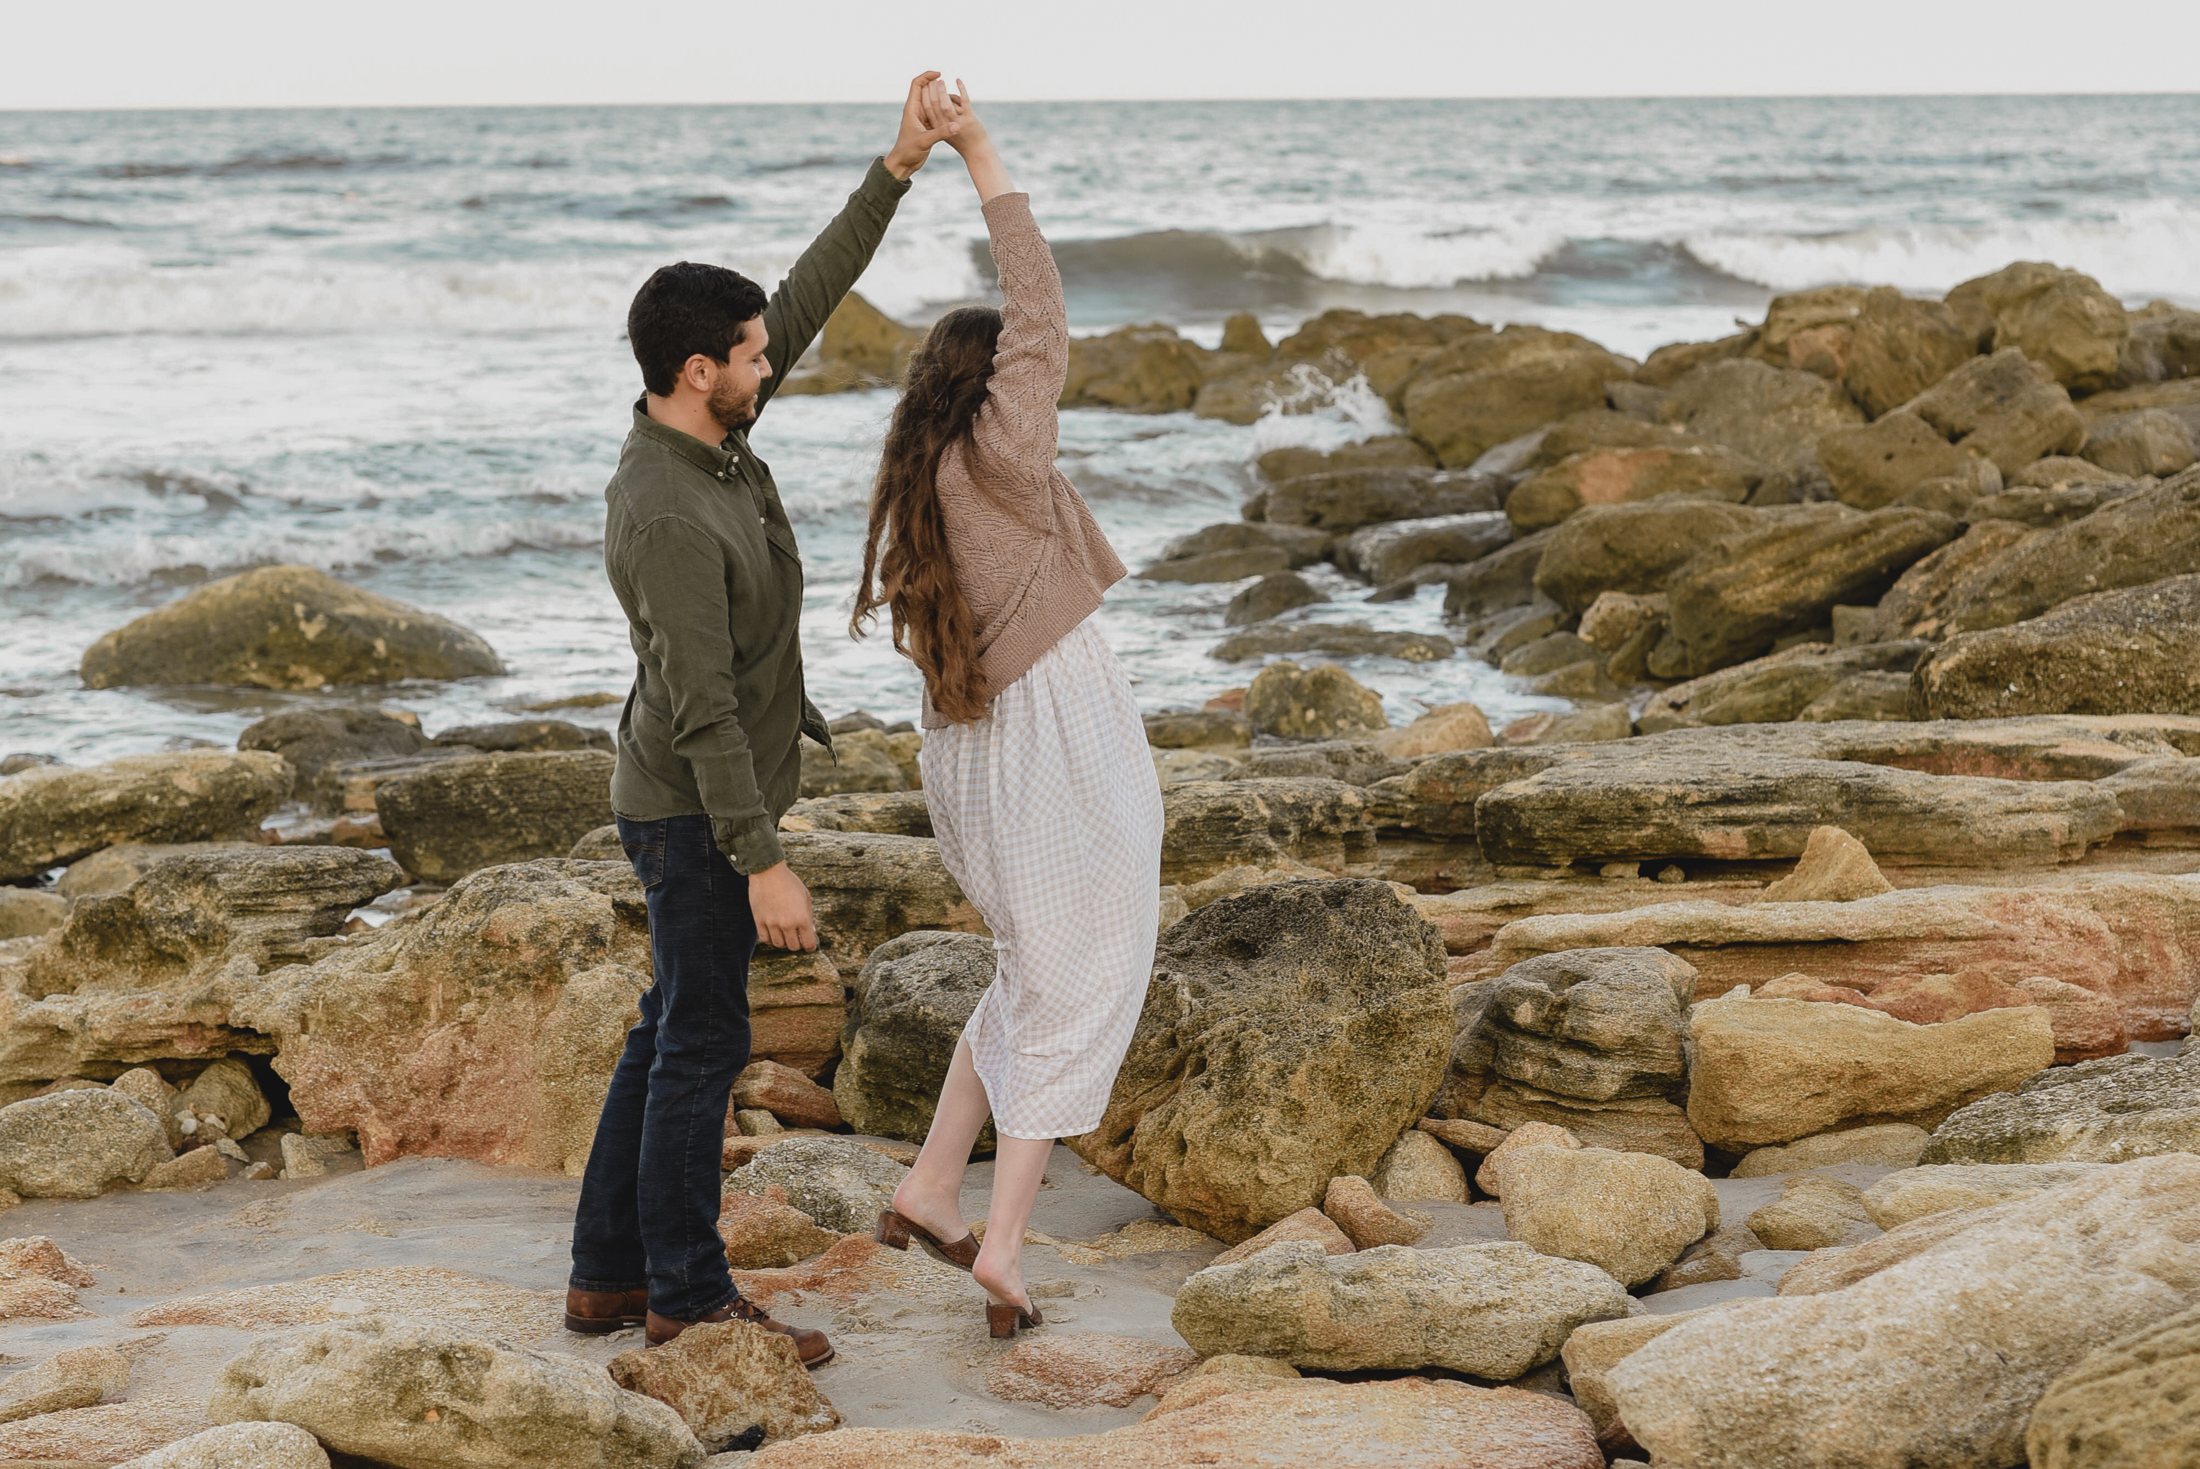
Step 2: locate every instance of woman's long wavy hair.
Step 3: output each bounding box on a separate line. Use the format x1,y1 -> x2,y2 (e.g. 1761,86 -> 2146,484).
850,306 -> 1004,724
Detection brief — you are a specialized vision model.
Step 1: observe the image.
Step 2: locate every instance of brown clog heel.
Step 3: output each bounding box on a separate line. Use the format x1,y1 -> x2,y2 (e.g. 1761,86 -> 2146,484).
874,1208 -> 979,1272
986,1299 -> 1044,1340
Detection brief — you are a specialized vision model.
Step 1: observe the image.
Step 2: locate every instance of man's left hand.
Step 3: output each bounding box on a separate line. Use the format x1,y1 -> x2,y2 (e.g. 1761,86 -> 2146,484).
885,71 -> 958,179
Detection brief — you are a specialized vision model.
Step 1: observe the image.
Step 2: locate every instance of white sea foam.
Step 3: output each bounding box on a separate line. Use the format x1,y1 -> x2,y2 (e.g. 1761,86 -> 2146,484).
0,518 -> 602,589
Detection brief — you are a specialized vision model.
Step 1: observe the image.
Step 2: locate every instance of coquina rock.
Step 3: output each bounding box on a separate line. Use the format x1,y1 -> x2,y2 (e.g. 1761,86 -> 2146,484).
1495,1144 -> 1719,1286
1139,522 -> 1333,583
779,831 -> 985,965
2027,1300 -> 2200,1469
232,859 -> 651,1172
1402,327 -> 1637,468
1929,465 -> 2200,637
833,931 -> 995,1145
1945,261 -> 2131,392
1684,995 -> 2053,1150
1474,873 -> 2200,1043
1212,624 -> 1454,665
1440,947 -> 1701,1166
1060,323 -> 1205,413
1649,504 -> 1958,677
207,1315 -> 703,1469
0,751 -> 293,883
1157,778 -> 1376,888
1504,445 -> 1761,533
1637,641 -> 1926,729
237,708 -> 430,811
741,1376 -> 1600,1469
116,1423 -> 330,1469
1654,357 -> 1864,499
1606,1154 -> 2200,1469
1334,512 -> 1512,585
3,845 -> 403,1085
1910,572 -> 2200,719
1243,662 -> 1388,742
1070,881 -> 1451,1242
376,751 -> 615,882
1918,1051 -> 2200,1165
723,1137 -> 906,1235
1261,468 -> 1502,533
1170,1240 -> 1633,1377
606,1318 -> 838,1452
80,565 -> 505,691
1860,1161 -> 2112,1229
1531,500 -> 1764,613
0,1089 -> 172,1199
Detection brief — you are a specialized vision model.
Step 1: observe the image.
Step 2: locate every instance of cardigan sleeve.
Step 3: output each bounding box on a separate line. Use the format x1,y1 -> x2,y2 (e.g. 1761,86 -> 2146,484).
962,193 -> 1068,504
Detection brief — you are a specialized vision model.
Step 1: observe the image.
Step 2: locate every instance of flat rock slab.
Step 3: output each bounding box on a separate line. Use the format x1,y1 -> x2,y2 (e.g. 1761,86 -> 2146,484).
1473,749 -> 2119,868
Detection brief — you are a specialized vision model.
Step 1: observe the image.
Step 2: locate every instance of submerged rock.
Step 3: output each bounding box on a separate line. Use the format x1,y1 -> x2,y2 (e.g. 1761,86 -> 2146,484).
1071,880 -> 1450,1242
80,564 -> 504,691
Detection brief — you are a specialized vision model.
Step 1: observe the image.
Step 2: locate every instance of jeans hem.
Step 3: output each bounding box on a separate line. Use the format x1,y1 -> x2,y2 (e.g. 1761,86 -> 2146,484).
568,1275 -> 649,1293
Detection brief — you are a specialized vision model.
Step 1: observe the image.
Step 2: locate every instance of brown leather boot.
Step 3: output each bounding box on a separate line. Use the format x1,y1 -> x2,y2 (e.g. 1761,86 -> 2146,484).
646,1295 -> 834,1368
563,1286 -> 649,1334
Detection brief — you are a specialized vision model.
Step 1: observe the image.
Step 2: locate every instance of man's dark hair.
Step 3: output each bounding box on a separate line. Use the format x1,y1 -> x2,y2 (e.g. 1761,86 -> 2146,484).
627,262 -> 769,396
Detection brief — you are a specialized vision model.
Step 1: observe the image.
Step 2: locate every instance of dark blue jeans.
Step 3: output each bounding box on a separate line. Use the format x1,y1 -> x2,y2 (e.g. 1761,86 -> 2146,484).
569,813 -> 753,1320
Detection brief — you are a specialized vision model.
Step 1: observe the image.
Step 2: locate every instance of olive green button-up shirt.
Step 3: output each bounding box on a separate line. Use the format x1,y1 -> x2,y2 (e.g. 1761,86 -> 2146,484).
602,158 -> 910,873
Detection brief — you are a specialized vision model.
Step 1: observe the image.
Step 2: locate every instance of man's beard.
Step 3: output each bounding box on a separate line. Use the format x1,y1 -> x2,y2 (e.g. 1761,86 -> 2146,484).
708,376 -> 759,435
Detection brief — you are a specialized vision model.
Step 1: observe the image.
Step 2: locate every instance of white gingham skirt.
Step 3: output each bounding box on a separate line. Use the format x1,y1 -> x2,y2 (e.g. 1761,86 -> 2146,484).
920,619 -> 1164,1140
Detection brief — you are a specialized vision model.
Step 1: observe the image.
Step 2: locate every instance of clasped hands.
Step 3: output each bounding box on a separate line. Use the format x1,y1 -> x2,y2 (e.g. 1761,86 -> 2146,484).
884,72 -> 993,180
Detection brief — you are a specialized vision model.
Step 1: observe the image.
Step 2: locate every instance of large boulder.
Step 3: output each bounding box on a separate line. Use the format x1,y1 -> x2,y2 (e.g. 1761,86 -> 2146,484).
1910,346 -> 2087,473
1842,286 -> 1980,418
1261,468 -> 1501,533
1505,446 -> 1760,533
1816,412 -> 1975,509
0,1088 -> 172,1198
1685,995 -> 2054,1150
1919,1051 -> 2200,1165
208,1315 -> 703,1469
1069,881 -> 1451,1242
1531,500 -> 1763,613
232,859 -> 651,1172
1494,1144 -> 1719,1286
1060,324 -> 1204,412
1845,518 -> 2034,643
1925,466 -> 2200,636
2027,1301 -> 2200,1469
1655,358 -> 1865,499
1243,661 -> 1387,741
0,751 -> 293,883
1946,261 -> 2131,392
1911,572 -> 2200,719
832,931 -> 994,1144
779,831 -> 985,965
1440,948 -> 1701,1167
1649,504 -> 1959,677
1170,1240 -> 1632,1376
5,845 -> 403,1084
1158,778 -> 1376,887
80,565 -> 504,691
375,751 -> 614,883
1606,1154 -> 2200,1469
237,709 -> 430,811
1401,327 -> 1637,467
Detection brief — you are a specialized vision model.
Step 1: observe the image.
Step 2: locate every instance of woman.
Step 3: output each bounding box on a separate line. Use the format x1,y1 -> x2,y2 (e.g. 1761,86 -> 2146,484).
850,81 -> 1163,1339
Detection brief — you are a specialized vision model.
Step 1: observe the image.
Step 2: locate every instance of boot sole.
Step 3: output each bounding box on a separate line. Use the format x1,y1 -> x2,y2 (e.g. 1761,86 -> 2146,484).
564,1313 -> 647,1334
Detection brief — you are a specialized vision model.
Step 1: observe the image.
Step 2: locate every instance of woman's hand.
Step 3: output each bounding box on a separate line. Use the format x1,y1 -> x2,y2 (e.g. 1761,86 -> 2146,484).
931,80 -> 1013,203
884,71 -> 957,180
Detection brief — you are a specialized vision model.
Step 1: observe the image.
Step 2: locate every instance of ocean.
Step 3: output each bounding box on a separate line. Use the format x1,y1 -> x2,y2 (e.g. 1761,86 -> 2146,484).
3,94 -> 2196,762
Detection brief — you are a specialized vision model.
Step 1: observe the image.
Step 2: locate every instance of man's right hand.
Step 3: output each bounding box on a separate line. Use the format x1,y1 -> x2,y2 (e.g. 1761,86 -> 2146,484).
748,862 -> 819,952
884,71 -> 957,180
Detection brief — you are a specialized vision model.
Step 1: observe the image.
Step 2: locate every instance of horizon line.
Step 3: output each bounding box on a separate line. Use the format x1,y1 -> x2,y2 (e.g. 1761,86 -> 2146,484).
4,88 -> 2197,116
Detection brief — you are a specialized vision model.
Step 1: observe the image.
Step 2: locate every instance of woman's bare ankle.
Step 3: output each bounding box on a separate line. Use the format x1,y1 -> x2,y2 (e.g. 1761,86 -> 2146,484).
891,1180 -> 966,1237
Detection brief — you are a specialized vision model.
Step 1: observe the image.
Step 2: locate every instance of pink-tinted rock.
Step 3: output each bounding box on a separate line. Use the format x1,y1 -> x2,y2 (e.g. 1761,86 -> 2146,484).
983,1335 -> 1201,1409
1322,1176 -> 1429,1249
732,1060 -> 843,1130
1209,1207 -> 1357,1268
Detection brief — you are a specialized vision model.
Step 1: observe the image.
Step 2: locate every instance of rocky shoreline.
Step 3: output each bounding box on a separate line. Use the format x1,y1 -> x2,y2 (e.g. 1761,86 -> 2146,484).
2,260 -> 2197,1468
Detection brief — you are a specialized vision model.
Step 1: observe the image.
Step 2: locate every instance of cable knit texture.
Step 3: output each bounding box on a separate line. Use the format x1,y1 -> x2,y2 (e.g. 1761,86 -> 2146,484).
921,192 -> 1128,729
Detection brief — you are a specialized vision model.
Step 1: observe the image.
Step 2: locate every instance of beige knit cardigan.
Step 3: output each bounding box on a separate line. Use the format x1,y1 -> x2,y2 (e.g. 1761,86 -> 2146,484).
919,192 -> 1128,729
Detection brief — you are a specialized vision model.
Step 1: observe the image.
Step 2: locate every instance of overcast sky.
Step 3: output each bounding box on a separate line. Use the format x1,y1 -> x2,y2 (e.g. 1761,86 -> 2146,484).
7,0 -> 2198,109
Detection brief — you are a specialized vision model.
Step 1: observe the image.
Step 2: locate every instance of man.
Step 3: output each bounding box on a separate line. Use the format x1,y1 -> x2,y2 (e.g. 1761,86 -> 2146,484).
565,73 -> 956,1366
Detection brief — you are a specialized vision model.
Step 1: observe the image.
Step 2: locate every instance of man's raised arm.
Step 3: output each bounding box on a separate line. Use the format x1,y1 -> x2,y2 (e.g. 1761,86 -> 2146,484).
754,72 -> 954,414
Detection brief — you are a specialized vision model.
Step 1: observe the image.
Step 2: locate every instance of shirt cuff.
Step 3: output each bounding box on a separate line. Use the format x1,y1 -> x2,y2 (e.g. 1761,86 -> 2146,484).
712,813 -> 788,875
865,156 -> 915,200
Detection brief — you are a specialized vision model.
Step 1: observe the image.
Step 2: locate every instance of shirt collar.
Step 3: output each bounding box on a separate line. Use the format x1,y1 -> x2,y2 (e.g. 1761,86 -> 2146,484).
629,396 -> 742,476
